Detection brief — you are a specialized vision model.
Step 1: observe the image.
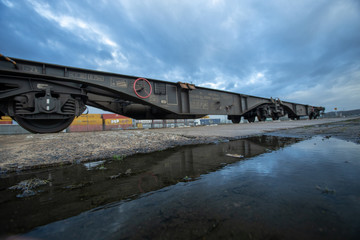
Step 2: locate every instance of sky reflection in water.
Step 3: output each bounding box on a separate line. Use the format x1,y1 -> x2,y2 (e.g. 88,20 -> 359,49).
22,136 -> 360,240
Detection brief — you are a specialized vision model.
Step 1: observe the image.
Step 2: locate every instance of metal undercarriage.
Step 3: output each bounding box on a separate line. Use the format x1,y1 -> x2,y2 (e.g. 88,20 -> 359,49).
0,55 -> 324,133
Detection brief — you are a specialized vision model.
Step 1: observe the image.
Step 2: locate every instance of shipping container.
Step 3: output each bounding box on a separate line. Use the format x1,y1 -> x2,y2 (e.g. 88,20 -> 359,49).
138,120 -> 152,124
103,118 -> 132,130
67,125 -> 103,132
71,118 -> 103,126
151,120 -> 163,124
102,114 -> 130,120
200,119 -> 220,125
0,120 -> 12,124
76,114 -> 102,119
104,119 -> 132,125
104,124 -> 132,130
210,119 -> 221,124
1,116 -> 12,120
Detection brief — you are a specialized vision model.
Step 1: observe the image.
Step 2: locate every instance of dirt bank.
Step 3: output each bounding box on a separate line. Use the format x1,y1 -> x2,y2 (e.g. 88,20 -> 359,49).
0,117 -> 358,173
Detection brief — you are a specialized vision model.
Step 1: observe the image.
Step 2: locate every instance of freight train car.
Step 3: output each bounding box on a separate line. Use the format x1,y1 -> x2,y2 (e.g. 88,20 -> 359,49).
0,55 -> 324,133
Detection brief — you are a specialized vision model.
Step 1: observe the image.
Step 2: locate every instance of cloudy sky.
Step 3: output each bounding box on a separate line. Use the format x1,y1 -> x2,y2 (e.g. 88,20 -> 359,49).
1,0 -> 359,112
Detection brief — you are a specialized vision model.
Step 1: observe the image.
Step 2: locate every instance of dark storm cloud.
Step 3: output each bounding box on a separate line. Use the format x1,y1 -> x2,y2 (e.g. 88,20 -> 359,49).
0,0 -> 359,110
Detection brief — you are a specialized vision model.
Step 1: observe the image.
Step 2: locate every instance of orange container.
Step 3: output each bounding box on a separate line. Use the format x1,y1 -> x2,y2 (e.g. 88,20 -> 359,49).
1,116 -> 12,120
71,118 -> 103,126
104,118 -> 132,130
104,119 -> 132,125
77,114 -> 102,119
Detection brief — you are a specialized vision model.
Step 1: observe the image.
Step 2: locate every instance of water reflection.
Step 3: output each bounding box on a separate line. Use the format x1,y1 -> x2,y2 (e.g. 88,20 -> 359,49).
18,136 -> 360,240
0,136 -> 297,235
22,136 -> 360,240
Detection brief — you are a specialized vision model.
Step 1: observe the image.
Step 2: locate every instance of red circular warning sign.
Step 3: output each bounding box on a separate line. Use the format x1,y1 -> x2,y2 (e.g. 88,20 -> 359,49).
133,78 -> 152,99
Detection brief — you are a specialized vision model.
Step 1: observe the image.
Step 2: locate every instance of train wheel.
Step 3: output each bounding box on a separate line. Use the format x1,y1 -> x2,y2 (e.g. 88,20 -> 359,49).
231,116 -> 241,124
271,113 -> 279,120
14,116 -> 75,133
247,116 -> 256,123
10,91 -> 85,133
257,114 -> 266,121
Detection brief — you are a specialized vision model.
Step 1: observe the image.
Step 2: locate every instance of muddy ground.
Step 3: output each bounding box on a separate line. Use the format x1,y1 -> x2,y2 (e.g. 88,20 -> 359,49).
0,117 -> 359,173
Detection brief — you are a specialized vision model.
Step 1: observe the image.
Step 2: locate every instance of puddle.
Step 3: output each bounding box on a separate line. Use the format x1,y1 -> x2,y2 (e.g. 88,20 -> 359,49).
1,136 -> 360,239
